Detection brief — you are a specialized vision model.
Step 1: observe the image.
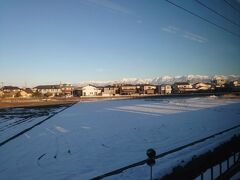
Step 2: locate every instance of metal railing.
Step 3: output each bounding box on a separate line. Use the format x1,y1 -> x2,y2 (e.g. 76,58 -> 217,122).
196,152 -> 240,180
91,124 -> 240,180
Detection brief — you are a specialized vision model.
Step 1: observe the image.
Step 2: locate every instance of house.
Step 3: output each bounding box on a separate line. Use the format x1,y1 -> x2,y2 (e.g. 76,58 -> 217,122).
25,88 -> 33,94
120,85 -> 140,95
81,85 -> 102,96
0,90 -> 3,97
140,84 -> 156,94
102,85 -> 119,96
33,85 -> 62,96
193,82 -> 213,91
2,86 -> 20,93
16,88 -> 33,98
73,87 -> 82,97
213,77 -> 226,88
172,82 -> 197,93
230,80 -> 240,92
230,80 -> 240,87
60,84 -> 74,97
1,86 -> 21,98
157,84 -> 172,94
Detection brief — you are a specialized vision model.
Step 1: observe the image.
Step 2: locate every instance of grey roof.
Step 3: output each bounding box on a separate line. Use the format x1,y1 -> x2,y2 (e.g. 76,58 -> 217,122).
121,84 -> 138,86
104,85 -> 118,88
174,82 -> 190,85
193,82 -> 212,86
34,85 -> 61,89
160,84 -> 172,86
140,84 -> 156,86
2,86 -> 20,90
24,88 -> 33,93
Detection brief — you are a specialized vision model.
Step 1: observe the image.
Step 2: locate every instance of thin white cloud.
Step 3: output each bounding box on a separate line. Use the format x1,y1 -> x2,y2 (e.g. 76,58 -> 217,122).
183,32 -> 208,43
85,0 -> 134,15
161,26 -> 179,34
162,25 -> 208,43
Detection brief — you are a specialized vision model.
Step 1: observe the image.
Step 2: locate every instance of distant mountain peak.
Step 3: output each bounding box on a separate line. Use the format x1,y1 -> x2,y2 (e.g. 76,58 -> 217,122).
76,75 -> 240,87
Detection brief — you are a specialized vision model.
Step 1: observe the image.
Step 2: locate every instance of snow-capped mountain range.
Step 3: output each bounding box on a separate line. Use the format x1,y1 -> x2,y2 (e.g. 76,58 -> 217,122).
76,75 -> 240,86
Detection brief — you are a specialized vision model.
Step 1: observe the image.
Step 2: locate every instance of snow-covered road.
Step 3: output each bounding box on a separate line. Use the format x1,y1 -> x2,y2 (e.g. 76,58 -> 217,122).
0,96 -> 239,180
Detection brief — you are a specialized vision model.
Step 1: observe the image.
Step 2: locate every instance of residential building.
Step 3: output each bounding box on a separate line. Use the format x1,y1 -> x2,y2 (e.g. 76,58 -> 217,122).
0,90 -> 3,97
25,88 -> 33,94
1,86 -> 20,98
82,85 -> 102,96
193,82 -> 213,91
140,84 -> 156,94
102,85 -> 119,96
2,86 -> 20,93
213,77 -> 226,88
157,84 -> 172,94
73,87 -> 82,97
230,80 -> 240,92
120,85 -> 140,95
33,85 -> 62,96
172,82 -> 197,93
230,80 -> 240,87
60,84 -> 74,96
16,88 -> 33,98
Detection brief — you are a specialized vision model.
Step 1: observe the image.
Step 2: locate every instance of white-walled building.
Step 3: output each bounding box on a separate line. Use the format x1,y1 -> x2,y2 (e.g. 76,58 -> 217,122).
102,86 -> 119,96
230,80 -> 240,92
82,85 -> 102,96
173,82 -> 197,93
120,85 -> 140,95
2,86 -> 20,93
213,77 -> 226,88
140,85 -> 156,94
33,85 -> 62,96
158,84 -> 172,94
193,82 -> 213,91
60,84 -> 74,96
17,88 -> 33,98
0,90 -> 3,97
230,80 -> 240,87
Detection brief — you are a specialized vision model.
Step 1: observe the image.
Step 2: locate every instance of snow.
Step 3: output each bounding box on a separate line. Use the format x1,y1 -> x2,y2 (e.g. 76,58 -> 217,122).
0,106 -> 66,143
76,75 -> 240,86
231,170 -> 240,180
0,97 -> 240,180
198,153 -> 240,180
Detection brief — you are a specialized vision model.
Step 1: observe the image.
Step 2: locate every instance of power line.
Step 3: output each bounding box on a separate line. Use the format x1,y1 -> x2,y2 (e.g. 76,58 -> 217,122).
195,0 -> 240,28
223,0 -> 240,14
164,0 -> 240,39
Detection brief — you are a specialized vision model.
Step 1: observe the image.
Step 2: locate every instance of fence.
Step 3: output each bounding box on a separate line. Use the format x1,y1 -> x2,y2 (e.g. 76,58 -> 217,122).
195,152 -> 240,180
91,124 -> 240,180
162,135 -> 240,179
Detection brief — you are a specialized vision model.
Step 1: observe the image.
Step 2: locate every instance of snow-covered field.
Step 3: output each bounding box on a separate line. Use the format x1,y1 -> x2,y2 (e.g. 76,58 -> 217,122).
0,105 -> 66,143
0,96 -> 240,180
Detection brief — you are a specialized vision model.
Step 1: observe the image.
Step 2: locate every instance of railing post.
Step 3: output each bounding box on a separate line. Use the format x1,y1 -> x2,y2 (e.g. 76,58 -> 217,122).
219,162 -> 222,175
150,166 -> 152,180
227,157 -> 229,169
146,148 -> 156,180
233,152 -> 236,163
200,172 -> 204,180
211,167 -> 214,180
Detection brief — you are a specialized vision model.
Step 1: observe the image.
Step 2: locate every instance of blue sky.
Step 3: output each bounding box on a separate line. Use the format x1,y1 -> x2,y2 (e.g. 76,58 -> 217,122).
0,0 -> 240,86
